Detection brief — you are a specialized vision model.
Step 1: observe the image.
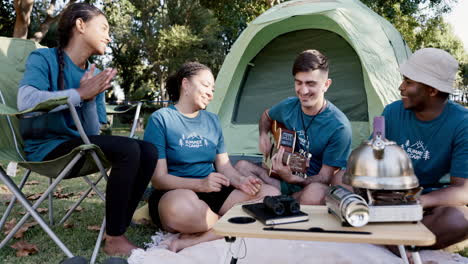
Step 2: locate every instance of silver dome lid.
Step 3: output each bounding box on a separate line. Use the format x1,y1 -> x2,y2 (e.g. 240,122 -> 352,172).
343,117 -> 419,190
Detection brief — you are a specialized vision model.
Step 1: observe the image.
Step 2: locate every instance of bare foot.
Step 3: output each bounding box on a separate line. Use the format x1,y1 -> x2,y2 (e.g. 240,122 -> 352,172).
168,233 -> 201,252
167,230 -> 222,252
103,234 -> 139,256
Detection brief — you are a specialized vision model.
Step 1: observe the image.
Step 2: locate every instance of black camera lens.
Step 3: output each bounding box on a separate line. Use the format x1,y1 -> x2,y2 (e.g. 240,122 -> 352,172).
287,200 -> 300,214
264,196 -> 285,215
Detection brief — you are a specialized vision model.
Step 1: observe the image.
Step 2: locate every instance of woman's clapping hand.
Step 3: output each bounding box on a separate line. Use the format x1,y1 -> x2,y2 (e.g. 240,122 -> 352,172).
77,64 -> 117,100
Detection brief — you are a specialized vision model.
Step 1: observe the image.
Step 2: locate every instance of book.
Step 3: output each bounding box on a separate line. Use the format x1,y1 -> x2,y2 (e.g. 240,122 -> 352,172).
242,202 -> 309,225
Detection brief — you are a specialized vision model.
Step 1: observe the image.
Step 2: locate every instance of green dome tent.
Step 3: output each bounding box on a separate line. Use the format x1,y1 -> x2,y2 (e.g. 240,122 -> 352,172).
207,0 -> 411,158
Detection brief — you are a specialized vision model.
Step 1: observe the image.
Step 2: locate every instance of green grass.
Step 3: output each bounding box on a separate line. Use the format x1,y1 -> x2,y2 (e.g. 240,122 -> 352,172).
0,166 -> 156,264
460,247 -> 468,258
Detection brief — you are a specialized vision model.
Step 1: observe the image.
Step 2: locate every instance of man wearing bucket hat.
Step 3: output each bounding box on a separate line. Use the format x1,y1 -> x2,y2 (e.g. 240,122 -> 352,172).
382,48 -> 468,249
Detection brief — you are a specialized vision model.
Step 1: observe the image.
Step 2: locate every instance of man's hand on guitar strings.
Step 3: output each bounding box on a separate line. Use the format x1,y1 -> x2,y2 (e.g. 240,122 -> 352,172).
272,148 -> 305,185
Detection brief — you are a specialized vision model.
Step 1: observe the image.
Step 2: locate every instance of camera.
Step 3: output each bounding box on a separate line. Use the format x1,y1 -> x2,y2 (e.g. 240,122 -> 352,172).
263,195 -> 300,216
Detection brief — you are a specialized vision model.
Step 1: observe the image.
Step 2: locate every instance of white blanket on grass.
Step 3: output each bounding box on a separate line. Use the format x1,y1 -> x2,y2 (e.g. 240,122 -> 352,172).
128,232 -> 468,264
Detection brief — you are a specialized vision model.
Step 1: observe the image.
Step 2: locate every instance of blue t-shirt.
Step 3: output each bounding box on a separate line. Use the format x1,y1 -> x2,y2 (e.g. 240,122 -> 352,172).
382,100 -> 468,187
19,48 -> 106,161
144,105 -> 226,178
268,97 -> 352,175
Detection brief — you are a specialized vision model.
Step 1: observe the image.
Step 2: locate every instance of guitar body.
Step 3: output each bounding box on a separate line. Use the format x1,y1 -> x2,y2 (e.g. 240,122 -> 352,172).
263,121 -> 309,179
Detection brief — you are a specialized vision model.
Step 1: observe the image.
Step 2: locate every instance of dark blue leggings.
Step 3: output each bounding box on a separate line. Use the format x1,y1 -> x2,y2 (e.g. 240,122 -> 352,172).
45,135 -> 158,236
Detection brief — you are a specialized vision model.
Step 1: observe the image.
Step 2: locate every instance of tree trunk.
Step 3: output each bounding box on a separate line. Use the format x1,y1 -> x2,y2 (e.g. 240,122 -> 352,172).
159,71 -> 169,107
268,0 -> 281,7
13,0 -> 75,42
31,0 -> 76,42
30,0 -> 58,42
13,0 -> 34,39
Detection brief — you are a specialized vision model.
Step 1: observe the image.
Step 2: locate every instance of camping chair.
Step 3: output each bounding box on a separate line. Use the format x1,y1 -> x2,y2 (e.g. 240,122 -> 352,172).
105,103 -> 143,139
0,37 -> 141,263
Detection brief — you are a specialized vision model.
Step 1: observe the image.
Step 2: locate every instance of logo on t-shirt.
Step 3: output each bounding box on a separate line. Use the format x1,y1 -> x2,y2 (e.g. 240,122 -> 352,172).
401,140 -> 431,161
296,130 -> 306,147
179,133 -> 209,148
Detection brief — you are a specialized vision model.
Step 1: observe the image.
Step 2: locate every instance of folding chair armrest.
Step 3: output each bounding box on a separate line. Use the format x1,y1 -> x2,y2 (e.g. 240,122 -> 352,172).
105,101 -> 143,138
0,97 -> 92,145
66,99 -> 93,145
105,104 -> 137,115
0,96 -> 69,116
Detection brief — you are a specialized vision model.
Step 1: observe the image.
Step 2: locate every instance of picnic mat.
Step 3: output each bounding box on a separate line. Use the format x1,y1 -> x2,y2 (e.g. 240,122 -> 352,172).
128,231 -> 468,264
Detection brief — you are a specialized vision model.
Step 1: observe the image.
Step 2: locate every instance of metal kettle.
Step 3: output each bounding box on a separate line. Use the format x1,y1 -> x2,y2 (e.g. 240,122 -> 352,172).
343,116 -> 419,190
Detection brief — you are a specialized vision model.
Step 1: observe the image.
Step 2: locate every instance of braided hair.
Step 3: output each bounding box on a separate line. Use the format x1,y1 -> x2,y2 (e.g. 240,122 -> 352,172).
166,62 -> 211,102
56,3 -> 104,90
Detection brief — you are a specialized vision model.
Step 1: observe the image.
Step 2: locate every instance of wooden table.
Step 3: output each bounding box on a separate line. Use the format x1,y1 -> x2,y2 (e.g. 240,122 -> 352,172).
213,205 -> 435,264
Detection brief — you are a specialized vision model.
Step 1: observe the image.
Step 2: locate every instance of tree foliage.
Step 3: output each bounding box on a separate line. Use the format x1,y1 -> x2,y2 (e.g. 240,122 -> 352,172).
199,0 -> 286,53
361,0 -> 455,22
362,0 -> 466,91
0,0 -> 15,37
362,0 -> 458,50
416,19 -> 468,93
103,0 -> 225,101
5,0 -> 95,42
415,18 -> 465,61
101,0 -> 290,101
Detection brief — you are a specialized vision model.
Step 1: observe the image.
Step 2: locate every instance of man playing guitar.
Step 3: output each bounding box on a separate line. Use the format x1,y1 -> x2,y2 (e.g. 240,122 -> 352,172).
235,49 -> 352,205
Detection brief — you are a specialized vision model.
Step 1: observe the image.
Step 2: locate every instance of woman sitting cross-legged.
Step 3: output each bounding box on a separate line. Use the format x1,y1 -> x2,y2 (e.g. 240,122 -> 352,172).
143,62 -> 280,252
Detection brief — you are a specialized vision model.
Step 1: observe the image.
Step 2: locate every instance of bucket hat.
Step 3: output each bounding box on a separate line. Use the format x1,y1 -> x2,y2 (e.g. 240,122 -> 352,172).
399,48 -> 458,94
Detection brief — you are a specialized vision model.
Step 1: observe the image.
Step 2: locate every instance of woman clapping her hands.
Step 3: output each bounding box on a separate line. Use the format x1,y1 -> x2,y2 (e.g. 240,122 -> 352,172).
17,3 -> 158,256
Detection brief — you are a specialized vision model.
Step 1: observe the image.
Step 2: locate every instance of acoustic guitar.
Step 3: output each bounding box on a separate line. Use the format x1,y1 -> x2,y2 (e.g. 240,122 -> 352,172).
263,121 -> 309,178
